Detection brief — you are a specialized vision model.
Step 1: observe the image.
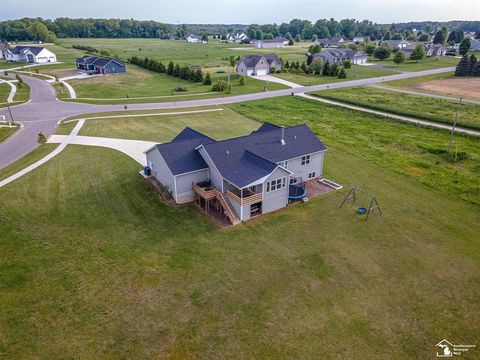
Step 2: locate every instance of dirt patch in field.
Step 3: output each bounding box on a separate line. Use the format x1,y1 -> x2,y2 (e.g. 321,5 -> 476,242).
416,77 -> 480,100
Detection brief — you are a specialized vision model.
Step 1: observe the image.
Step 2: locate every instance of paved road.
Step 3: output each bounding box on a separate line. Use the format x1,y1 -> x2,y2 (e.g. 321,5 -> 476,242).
0,66 -> 457,170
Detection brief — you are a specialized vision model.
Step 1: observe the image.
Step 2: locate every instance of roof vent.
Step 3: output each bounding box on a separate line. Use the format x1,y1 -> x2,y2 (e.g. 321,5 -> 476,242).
226,150 -> 230,156
280,126 -> 286,146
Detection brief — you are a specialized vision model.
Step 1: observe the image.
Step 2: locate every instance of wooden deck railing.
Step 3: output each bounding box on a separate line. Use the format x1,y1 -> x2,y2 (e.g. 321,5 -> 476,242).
192,182 -> 216,200
227,190 -> 262,205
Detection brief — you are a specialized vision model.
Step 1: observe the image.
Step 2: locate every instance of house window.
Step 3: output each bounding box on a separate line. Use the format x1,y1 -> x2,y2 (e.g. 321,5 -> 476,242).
290,177 -> 298,185
301,155 -> 311,165
278,161 -> 288,169
266,177 -> 287,192
308,172 -> 316,179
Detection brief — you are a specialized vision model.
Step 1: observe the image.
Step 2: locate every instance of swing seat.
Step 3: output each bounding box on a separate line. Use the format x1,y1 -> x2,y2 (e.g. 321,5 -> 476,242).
358,207 -> 367,215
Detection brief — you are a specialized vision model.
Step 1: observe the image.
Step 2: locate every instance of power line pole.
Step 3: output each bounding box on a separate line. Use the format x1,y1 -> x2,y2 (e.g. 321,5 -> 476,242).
448,97 -> 462,153
7,105 -> 14,126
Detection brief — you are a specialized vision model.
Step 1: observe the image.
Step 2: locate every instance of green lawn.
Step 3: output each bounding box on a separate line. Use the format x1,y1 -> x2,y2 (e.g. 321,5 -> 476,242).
309,86 -> 480,130
59,64 -> 286,104
274,65 -> 395,86
382,72 -> 456,89
0,126 -> 18,142
57,38 -> 312,67
76,107 -> 260,141
0,104 -> 478,358
0,144 -> 59,181
231,97 -> 480,206
0,83 -> 9,102
0,80 -> 29,107
369,56 -> 458,71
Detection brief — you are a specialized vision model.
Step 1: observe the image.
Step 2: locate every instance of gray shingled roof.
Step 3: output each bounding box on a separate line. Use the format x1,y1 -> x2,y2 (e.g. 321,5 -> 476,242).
11,46 -> 46,55
172,127 -> 214,142
155,133 -> 216,175
76,55 -> 125,67
201,124 -> 327,187
240,54 -> 281,68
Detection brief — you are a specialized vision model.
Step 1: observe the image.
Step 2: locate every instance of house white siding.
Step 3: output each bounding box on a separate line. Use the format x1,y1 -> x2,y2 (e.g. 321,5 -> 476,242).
285,151 -> 325,183
197,146 -> 224,191
146,148 -> 177,200
262,167 -> 290,214
176,169 -> 209,203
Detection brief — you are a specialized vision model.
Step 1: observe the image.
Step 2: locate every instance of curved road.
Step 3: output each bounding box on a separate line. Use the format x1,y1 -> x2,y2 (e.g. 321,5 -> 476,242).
0,67 -> 457,169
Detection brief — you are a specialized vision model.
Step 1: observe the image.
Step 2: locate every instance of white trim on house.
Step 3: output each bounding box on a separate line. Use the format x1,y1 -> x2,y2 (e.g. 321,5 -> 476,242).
195,144 -> 225,192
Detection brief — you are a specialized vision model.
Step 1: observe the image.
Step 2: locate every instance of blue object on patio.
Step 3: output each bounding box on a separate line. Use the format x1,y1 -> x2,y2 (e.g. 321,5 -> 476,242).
144,166 -> 151,176
358,207 -> 367,215
288,184 -> 307,199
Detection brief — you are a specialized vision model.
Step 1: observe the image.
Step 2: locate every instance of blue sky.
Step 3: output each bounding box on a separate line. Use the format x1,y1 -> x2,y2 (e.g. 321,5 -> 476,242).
1,0 -> 479,23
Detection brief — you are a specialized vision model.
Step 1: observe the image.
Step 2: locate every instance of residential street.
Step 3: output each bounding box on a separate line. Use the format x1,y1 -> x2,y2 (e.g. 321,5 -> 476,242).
0,66 -> 460,169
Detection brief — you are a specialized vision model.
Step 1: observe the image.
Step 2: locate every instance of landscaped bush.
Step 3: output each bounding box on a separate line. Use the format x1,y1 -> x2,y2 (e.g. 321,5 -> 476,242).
174,87 -> 188,92
239,76 -> 246,86
212,80 -> 227,92
72,44 -> 98,53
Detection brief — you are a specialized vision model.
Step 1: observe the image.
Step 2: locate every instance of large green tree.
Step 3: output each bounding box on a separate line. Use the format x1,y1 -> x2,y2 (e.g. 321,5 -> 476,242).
410,45 -> 425,62
455,54 -> 470,76
374,45 -> 391,60
459,38 -> 471,55
393,50 -> 406,66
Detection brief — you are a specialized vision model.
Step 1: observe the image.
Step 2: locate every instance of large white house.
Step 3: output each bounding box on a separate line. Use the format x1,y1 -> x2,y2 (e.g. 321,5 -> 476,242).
186,33 -> 206,44
5,46 -> 57,63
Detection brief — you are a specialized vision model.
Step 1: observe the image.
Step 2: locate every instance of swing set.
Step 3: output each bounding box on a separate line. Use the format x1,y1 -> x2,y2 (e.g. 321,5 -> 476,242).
340,186 -> 382,222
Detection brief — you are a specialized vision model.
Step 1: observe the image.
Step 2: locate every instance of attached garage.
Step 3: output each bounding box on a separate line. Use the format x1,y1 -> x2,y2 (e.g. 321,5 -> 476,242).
255,68 -> 268,76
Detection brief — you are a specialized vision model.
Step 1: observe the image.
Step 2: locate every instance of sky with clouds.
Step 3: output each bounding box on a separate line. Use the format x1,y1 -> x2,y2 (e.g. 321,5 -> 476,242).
1,0 -> 479,23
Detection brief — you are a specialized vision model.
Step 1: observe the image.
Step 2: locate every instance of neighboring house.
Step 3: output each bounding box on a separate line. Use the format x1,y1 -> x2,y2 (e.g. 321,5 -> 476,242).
75,55 -> 126,74
4,46 -> 57,63
186,33 -> 206,43
382,40 -> 409,49
0,42 -> 9,59
471,39 -> 480,51
227,32 -> 247,42
255,37 -> 288,49
236,54 -> 281,76
399,48 -> 414,59
145,123 -> 327,224
426,43 -> 447,57
314,37 -> 346,48
312,49 -> 368,65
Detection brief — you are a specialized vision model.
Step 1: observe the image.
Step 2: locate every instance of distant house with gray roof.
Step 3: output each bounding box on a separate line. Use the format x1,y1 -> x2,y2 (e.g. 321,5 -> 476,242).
145,123 -> 327,224
314,37 -> 346,48
236,54 -> 281,76
311,48 -> 367,65
254,37 -> 288,49
0,42 -> 9,59
382,40 -> 409,49
76,55 -> 126,74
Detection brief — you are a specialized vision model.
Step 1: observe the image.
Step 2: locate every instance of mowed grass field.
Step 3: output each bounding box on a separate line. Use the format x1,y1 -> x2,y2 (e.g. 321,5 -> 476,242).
0,127 -> 17,142
310,86 -> 480,130
369,55 -> 459,71
0,79 -> 30,107
0,97 -> 479,358
59,65 -> 286,103
275,65 -> 395,86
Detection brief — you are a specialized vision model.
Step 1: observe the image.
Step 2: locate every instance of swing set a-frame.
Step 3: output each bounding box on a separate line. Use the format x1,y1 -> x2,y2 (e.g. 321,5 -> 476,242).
340,186 -> 382,222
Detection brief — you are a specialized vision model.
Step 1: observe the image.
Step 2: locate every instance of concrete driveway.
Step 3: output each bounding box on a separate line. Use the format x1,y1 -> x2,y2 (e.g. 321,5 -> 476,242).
255,75 -> 303,88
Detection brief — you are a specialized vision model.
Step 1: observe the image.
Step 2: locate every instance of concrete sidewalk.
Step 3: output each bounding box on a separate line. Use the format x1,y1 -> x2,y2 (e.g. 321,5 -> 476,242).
48,134 -> 157,165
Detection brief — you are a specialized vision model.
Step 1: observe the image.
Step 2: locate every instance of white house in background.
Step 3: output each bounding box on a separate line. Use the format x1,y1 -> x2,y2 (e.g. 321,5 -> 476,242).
186,33 -> 206,44
4,46 -> 57,63
352,37 -> 365,43
255,37 -> 289,49
227,32 -> 247,42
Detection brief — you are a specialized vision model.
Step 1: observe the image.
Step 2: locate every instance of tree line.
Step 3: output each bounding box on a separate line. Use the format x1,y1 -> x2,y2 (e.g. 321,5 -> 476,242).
0,18 -> 171,41
128,56 -> 207,84
455,54 -> 480,77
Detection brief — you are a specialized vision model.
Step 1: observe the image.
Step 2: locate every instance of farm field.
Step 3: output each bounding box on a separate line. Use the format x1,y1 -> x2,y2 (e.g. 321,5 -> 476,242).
58,64 -> 286,103
0,96 -> 479,358
57,38 -> 312,66
368,55 -> 459,71
308,86 -> 480,130
383,73 -> 480,101
274,65 -> 395,86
